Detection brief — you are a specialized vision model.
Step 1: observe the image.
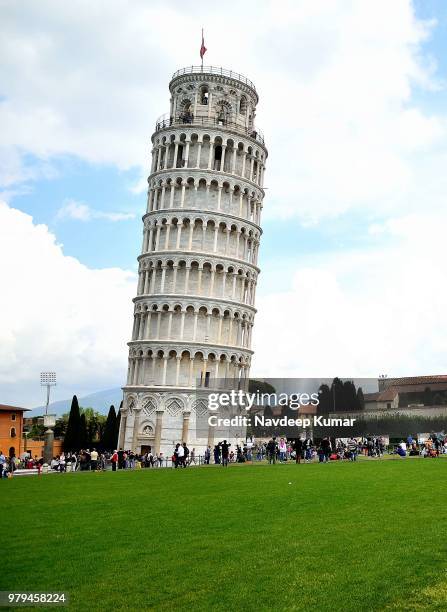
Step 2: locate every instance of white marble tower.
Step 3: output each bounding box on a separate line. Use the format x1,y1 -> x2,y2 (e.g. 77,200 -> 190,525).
119,66 -> 267,456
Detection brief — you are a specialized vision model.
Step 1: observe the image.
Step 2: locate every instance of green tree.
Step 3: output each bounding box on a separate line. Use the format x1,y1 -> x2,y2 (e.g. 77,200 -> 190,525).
331,378 -> 344,411
342,380 -> 357,411
54,414 -> 68,438
26,417 -> 46,439
248,379 -> 276,396
115,403 -> 122,449
102,405 -> 117,451
317,384 -> 331,414
81,408 -> 106,447
356,387 -> 365,411
64,395 -> 81,451
79,412 -> 89,449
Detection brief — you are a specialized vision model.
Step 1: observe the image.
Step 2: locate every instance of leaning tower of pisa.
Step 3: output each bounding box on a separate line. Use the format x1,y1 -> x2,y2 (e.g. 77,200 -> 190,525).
118,66 -> 267,456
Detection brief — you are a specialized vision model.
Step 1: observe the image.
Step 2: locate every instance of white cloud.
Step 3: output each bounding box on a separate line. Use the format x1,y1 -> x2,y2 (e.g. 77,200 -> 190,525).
253,210 -> 447,378
0,0 -> 446,222
0,201 -> 135,407
56,199 -> 135,222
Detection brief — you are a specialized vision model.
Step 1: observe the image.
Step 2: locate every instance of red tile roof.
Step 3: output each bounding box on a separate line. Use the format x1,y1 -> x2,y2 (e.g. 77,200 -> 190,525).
381,375 -> 447,388
0,404 -> 30,412
367,376 -> 447,404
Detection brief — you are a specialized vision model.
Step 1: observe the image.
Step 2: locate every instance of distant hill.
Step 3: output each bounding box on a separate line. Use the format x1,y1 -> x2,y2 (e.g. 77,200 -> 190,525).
29,387 -> 123,417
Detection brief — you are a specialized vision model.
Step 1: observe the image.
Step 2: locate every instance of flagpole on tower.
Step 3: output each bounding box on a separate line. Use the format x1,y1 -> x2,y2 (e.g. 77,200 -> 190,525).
200,28 -> 207,70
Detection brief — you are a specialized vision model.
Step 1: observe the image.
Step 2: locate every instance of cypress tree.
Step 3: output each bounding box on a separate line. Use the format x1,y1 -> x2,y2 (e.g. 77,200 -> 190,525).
343,380 -> 357,411
79,413 -> 89,449
356,387 -> 365,411
102,405 -> 117,451
317,384 -> 331,414
114,402 -> 122,450
64,395 -> 81,452
331,378 -> 344,412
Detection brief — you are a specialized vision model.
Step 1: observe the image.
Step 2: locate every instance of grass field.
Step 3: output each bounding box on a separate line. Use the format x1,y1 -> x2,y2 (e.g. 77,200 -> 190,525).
2,459 -> 447,611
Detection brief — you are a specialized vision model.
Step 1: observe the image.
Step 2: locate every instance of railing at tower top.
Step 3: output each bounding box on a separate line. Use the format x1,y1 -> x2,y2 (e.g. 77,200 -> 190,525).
171,66 -> 257,92
154,112 -> 265,145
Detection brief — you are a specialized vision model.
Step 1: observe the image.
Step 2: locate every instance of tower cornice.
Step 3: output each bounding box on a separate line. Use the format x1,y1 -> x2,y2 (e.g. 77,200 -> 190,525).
142,208 -> 262,234
128,339 -> 254,356
148,167 -> 265,198
132,292 -> 257,314
137,249 -> 260,273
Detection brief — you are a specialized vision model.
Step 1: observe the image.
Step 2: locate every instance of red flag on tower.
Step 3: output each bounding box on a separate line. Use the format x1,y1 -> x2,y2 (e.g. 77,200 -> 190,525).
200,28 -> 207,64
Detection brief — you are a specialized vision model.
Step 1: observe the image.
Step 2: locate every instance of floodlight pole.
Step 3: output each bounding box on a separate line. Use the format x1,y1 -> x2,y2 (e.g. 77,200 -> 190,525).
40,372 -> 57,464
45,384 -> 51,415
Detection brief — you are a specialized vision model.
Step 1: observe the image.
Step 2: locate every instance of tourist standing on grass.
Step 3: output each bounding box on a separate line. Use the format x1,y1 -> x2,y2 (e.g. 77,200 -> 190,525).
305,445 -> 313,462
321,438 -> 331,462
221,440 -> 230,467
182,443 -> 189,467
0,451 -> 5,479
347,438 -> 358,461
71,452 -> 78,471
294,438 -> 303,464
213,445 -> 221,464
266,437 -> 277,464
111,450 -> 118,471
90,448 -> 98,471
278,438 -> 287,463
59,453 -> 66,472
173,443 -> 180,468
177,443 -> 185,468
204,446 -> 211,464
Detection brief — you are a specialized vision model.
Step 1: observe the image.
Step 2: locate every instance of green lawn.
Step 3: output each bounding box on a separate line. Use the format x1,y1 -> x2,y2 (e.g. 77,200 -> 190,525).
2,459 -> 447,611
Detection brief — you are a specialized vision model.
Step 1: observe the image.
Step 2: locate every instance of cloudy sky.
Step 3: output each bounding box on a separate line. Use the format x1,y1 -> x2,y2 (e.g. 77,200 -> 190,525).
1,0 -> 447,407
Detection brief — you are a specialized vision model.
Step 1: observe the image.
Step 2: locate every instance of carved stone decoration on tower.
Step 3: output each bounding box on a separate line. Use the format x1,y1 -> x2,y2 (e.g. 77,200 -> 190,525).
119,65 -> 267,456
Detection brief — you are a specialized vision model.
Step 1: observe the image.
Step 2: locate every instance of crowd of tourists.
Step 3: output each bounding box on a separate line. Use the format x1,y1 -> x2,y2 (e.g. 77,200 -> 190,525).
0,451 -> 44,477
393,433 -> 447,457
2,433 -> 446,478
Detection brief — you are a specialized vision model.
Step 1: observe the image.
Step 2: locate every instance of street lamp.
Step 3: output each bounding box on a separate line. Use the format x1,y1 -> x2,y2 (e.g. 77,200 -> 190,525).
40,372 -> 56,415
